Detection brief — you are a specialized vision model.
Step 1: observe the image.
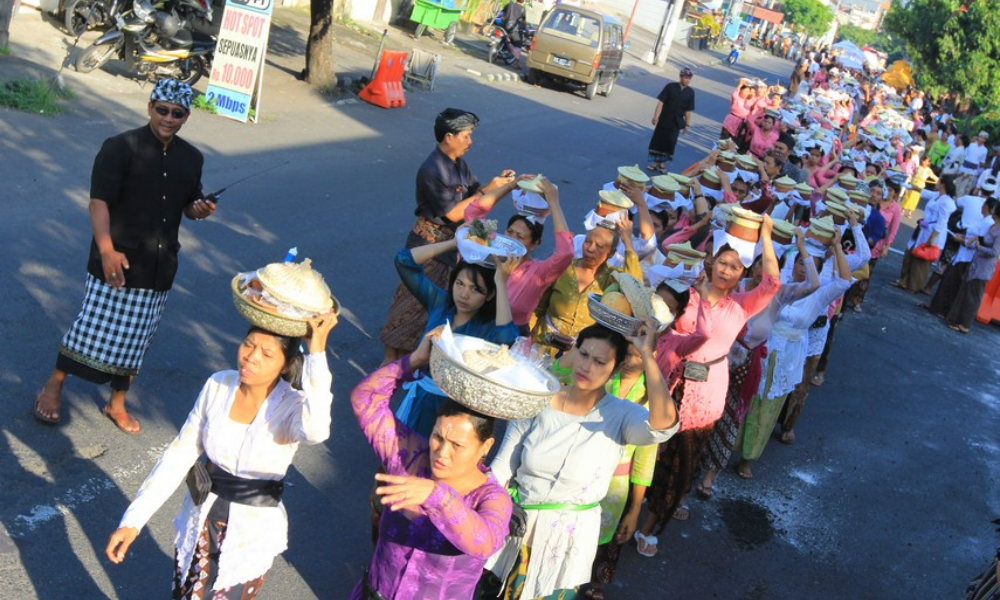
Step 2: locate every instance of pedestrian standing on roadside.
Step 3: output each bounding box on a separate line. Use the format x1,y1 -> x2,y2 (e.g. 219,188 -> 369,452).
647,67 -> 696,174
379,108 -> 519,365
32,79 -> 214,434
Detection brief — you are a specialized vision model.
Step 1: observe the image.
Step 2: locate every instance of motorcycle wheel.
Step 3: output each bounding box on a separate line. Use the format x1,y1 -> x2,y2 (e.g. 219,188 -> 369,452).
501,47 -> 516,66
175,55 -> 207,86
65,0 -> 102,37
444,22 -> 457,45
487,43 -> 497,64
75,43 -> 116,73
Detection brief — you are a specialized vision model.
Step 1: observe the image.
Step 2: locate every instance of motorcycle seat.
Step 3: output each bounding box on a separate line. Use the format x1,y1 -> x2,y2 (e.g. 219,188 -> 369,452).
164,28 -> 214,50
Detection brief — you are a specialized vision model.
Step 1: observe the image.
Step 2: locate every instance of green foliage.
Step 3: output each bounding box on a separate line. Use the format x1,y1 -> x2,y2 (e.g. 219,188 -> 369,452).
953,109 -> 1000,145
884,0 -> 1000,111
836,23 -> 877,48
780,0 -> 834,38
191,93 -> 218,114
0,77 -> 74,115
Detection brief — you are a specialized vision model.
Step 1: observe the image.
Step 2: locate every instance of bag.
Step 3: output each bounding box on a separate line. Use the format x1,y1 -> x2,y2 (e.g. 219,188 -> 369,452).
809,315 -> 828,330
186,461 -> 212,506
682,360 -> 710,382
912,243 -> 942,262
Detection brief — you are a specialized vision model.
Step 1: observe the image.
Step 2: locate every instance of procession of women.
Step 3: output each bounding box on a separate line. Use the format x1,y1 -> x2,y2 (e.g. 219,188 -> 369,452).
25,27 -> 1000,599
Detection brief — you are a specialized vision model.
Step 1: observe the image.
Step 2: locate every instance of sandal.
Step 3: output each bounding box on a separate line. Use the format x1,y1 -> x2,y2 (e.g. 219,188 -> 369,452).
32,389 -> 60,425
695,482 -> 714,500
672,505 -> 690,521
949,324 -> 970,334
736,462 -> 753,480
811,372 -> 825,386
583,586 -> 605,600
634,531 -> 658,557
102,405 -> 142,435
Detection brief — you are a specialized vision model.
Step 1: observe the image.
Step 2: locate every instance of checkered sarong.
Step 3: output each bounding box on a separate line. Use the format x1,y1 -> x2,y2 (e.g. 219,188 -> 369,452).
59,274 -> 169,377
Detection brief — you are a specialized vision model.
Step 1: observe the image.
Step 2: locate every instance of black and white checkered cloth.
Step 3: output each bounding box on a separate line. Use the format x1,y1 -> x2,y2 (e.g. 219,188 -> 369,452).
60,274 -> 169,376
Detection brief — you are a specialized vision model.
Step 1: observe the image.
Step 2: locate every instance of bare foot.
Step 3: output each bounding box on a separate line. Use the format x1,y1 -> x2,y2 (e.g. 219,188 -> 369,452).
780,429 -> 795,444
672,505 -> 690,521
33,386 -> 62,424
736,460 -> 753,479
102,405 -> 142,434
811,372 -> 825,386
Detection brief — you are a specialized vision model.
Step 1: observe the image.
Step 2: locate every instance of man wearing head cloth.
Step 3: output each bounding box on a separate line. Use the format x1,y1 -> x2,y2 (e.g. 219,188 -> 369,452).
647,67 -> 696,173
772,131 -> 808,184
379,108 -> 520,363
33,79 -> 214,433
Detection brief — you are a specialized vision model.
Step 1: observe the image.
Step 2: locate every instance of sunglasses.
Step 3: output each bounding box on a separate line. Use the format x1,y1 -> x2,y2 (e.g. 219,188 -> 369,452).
154,105 -> 188,119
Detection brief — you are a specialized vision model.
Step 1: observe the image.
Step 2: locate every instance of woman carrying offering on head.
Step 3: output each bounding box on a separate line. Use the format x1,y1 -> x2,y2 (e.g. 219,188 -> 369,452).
488,323 -> 679,599
392,240 -> 519,436
351,331 -> 512,599
464,176 -> 574,335
633,216 -> 781,557
531,217 -> 642,355
105,315 -> 338,599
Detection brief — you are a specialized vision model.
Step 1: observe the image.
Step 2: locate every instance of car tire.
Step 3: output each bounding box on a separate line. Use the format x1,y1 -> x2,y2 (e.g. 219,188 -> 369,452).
601,72 -> 617,97
526,68 -> 540,85
585,75 -> 599,100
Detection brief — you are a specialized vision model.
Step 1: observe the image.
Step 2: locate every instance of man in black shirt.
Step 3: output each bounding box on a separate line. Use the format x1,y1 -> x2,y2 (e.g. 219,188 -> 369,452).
33,79 -> 214,433
648,67 -> 696,173
379,108 -> 519,363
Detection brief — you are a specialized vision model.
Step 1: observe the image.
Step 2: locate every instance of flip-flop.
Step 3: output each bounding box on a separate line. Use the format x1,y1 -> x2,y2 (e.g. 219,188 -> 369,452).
32,390 -> 60,425
633,531 -> 658,557
102,405 -> 142,435
736,463 -> 753,480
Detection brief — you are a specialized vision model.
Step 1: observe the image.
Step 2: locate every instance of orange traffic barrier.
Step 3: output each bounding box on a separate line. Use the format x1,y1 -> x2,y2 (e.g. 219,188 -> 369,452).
358,51 -> 407,109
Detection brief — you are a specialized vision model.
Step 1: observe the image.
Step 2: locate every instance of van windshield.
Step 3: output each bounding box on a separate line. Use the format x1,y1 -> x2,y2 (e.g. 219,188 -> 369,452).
540,8 -> 601,48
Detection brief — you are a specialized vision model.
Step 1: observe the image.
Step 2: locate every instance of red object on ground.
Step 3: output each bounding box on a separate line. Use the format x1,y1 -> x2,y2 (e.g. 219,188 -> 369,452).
976,266 -> 1000,324
358,51 -> 407,109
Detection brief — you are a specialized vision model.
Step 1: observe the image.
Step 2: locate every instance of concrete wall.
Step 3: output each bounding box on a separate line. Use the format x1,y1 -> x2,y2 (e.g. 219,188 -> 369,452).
594,0 -> 691,40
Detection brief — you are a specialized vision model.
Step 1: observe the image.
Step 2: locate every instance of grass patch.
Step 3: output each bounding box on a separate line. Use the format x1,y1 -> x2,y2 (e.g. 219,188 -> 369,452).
191,93 -> 218,114
0,47 -> 10,56
0,77 -> 75,115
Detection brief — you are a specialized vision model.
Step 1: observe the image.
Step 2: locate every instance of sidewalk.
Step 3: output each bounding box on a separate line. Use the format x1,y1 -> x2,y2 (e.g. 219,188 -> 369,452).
0,2 -> 768,119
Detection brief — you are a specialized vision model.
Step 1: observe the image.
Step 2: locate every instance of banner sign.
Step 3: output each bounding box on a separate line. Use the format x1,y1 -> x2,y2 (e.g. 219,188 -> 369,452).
205,0 -> 274,122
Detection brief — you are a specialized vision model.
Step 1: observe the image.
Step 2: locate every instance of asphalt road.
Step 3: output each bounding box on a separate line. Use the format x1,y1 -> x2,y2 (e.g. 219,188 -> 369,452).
1,16 -> 999,600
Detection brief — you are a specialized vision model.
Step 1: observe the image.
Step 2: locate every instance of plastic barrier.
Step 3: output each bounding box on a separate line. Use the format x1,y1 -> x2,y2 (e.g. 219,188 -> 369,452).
358,51 -> 407,109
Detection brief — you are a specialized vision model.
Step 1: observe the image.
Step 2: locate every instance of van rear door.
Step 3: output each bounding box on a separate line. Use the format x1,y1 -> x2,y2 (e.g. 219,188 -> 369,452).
530,8 -> 603,82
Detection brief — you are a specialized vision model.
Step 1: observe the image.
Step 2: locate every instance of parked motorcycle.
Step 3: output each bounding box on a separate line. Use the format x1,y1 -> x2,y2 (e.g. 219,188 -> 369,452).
75,0 -> 215,86
65,0 -> 131,37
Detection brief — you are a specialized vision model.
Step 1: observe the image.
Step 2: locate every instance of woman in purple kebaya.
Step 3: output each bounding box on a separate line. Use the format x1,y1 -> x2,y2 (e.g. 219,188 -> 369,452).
349,330 -> 512,599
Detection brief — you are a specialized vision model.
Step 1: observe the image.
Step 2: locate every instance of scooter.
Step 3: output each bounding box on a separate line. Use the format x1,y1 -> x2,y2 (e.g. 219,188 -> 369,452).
75,0 -> 215,85
485,12 -> 533,66
64,0 -> 131,37
726,43 -> 741,67
486,21 -> 518,66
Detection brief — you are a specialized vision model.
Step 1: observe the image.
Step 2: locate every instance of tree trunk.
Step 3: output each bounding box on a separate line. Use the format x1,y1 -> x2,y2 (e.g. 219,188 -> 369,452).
305,0 -> 337,89
0,0 -> 15,51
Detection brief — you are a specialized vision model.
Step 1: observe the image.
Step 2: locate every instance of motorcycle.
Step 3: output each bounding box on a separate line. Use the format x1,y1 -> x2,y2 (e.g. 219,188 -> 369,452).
726,43 -> 741,67
485,11 -> 533,66
75,0 -> 215,86
64,0 -> 131,37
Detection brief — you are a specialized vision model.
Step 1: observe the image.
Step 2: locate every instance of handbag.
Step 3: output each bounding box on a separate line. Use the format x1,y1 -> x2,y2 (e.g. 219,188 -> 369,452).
186,461 -> 212,506
912,242 -> 942,262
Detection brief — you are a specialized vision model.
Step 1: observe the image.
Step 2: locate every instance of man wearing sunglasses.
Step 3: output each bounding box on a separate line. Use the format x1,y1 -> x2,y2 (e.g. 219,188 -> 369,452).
33,79 -> 214,434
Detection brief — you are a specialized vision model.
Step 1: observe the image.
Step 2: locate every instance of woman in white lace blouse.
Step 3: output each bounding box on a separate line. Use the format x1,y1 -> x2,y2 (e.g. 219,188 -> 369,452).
105,315 -> 337,599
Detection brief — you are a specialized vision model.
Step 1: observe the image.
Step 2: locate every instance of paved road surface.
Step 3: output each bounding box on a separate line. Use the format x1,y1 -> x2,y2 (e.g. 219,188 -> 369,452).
1,10 -> 999,600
